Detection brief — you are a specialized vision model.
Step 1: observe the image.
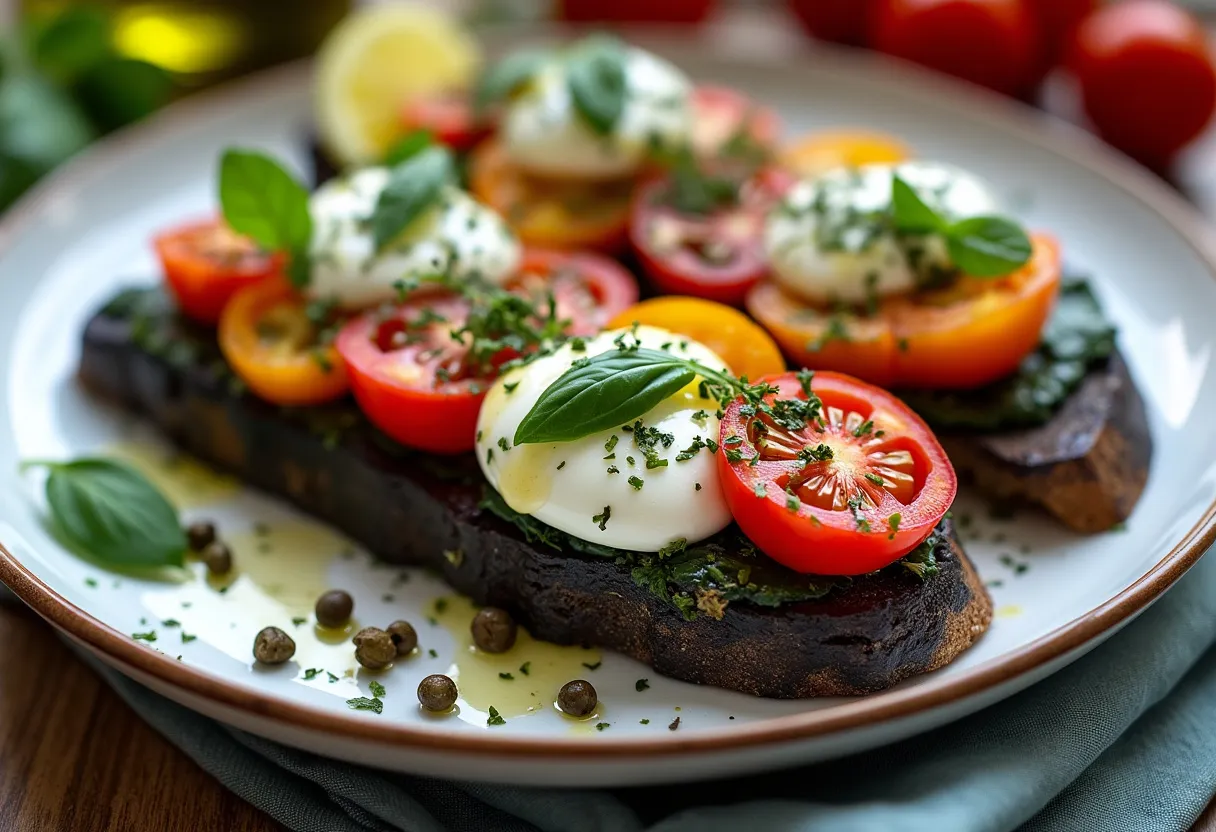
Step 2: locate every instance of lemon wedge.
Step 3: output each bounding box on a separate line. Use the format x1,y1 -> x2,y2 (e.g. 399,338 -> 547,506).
314,4 -> 482,168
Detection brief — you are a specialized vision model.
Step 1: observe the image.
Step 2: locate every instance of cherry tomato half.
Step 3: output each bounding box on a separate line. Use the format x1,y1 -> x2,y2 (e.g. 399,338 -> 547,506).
690,85 -> 782,161
337,294 -> 485,455
338,249 -> 635,454
870,0 -> 1039,97
779,130 -> 912,181
629,169 -> 784,306
469,139 -> 632,253
747,234 -> 1061,389
399,92 -> 492,154
155,219 -> 284,325
787,0 -> 873,46
609,296 -> 785,382
718,371 -> 956,575
219,281 -> 349,407
1070,0 -> 1216,166
514,248 -> 639,334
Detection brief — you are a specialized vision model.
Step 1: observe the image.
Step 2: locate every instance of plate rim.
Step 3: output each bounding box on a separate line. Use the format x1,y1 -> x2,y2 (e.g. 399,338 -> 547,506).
2,48 -> 1215,759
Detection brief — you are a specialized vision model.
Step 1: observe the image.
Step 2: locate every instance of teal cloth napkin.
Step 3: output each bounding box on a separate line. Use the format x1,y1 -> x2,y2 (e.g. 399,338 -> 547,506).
58,547 -> 1216,832
6,548 -> 1216,832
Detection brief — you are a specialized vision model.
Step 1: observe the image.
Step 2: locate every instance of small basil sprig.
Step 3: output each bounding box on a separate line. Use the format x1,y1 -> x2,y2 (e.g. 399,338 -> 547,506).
219,149 -> 313,287
21,458 -> 186,568
514,348 -> 746,445
474,47 -> 550,115
370,146 -> 456,252
891,174 -> 1032,278
566,35 -> 628,136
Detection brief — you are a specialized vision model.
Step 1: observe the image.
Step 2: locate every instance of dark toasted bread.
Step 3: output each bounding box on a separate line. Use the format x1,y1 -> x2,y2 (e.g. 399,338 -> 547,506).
77,289 -> 992,697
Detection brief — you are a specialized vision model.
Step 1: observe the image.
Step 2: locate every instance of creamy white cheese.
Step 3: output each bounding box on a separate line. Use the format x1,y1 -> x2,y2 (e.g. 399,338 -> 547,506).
501,46 -> 693,181
764,161 -> 1002,305
307,167 -> 521,308
476,326 -> 733,552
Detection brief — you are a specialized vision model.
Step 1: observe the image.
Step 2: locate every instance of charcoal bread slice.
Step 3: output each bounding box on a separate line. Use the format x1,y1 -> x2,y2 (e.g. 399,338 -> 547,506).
936,352 -> 1149,533
77,289 -> 992,698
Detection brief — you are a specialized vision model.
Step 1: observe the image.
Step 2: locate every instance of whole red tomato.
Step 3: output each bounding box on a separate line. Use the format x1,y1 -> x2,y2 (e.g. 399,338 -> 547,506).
870,0 -> 1039,97
556,0 -> 716,24
1070,0 -> 1216,166
1025,0 -> 1096,69
787,0 -> 872,46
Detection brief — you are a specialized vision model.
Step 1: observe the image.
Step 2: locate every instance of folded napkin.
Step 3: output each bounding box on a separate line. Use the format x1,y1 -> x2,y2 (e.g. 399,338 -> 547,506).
4,548 -> 1210,832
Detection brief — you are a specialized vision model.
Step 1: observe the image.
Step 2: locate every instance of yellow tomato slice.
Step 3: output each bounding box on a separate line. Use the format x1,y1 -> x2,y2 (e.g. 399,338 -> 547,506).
608,296 -> 786,382
780,130 -> 912,180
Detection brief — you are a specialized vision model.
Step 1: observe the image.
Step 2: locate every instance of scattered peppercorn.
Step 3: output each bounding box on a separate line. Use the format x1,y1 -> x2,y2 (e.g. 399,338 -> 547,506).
669,716 -> 681,731
557,679 -> 598,718
471,607 -> 517,653
252,627 -> 295,665
186,520 -> 216,552
386,620 -> 418,656
315,589 -> 354,628
201,541 -> 232,576
417,674 -> 458,712
352,627 -> 396,669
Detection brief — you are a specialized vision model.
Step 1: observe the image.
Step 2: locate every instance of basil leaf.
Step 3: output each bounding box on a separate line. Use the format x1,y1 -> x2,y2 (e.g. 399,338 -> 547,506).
946,215 -> 1032,277
567,36 -> 627,136
474,48 -> 549,115
30,6 -> 111,84
23,458 -> 186,568
219,149 -> 312,255
891,174 -> 944,234
514,348 -> 696,445
383,129 -> 433,166
370,146 -> 455,251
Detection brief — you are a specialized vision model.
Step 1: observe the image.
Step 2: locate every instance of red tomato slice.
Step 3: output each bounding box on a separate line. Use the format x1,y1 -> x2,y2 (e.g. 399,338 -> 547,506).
511,248 -> 639,334
338,251 -> 635,454
691,85 -> 782,160
629,170 -> 784,306
399,92 -> 492,154
337,295 -> 484,455
717,371 -> 956,575
155,219 -> 284,324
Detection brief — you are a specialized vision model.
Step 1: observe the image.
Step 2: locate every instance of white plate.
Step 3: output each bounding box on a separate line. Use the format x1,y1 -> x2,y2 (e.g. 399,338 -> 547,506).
2,40 -> 1216,787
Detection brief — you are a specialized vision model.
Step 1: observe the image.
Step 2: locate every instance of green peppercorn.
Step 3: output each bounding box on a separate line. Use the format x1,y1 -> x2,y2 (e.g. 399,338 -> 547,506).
417,674 -> 458,712
353,627 -> 395,669
471,607 -> 517,653
386,620 -> 417,656
557,679 -> 597,718
186,520 -> 216,552
252,627 -> 295,665
201,541 -> 232,576
315,589 -> 354,628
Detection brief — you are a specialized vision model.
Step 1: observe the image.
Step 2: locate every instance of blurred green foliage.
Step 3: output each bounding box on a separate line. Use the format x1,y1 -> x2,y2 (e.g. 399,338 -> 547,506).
0,4 -> 175,212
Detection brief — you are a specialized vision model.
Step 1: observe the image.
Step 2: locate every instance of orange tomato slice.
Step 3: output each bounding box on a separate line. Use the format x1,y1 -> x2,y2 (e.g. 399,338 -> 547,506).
608,296 -> 786,382
219,281 -> 350,407
746,234 -> 1062,390
780,130 -> 912,180
468,139 -> 633,253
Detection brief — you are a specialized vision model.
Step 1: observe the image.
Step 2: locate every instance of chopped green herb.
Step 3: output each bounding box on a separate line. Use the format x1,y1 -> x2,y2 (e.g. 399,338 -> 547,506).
640,719 -> 650,725
628,475 -> 644,490
888,513 -> 902,540
607,465 -> 620,474
593,506 -> 612,530
852,420 -> 874,438
519,662 -> 531,676
753,482 -> 767,499
132,631 -> 157,643
291,616 -> 307,627
369,680 -> 386,698
84,577 -> 98,588
583,661 -> 602,671
428,649 -> 438,658
487,705 -> 506,726
346,697 -> 383,715
180,632 -> 197,644
303,668 -> 323,681
499,672 -> 515,681
503,381 -> 519,394
497,437 -> 511,453
557,460 -> 567,470
864,472 -> 884,486
635,678 -> 650,692
434,598 -> 449,614
786,494 -> 800,513
604,435 -> 619,453
327,672 -> 340,683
